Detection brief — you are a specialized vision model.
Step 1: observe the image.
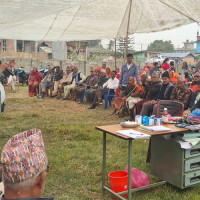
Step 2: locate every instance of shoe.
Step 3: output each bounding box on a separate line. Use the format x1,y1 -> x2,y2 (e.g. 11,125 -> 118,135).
51,94 -> 57,97
37,95 -> 44,99
78,101 -> 82,104
97,99 -> 103,104
88,105 -> 96,109
62,97 -> 67,100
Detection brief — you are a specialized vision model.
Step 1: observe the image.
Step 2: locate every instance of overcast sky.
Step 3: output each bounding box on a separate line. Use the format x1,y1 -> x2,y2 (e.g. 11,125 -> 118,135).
102,23 -> 199,51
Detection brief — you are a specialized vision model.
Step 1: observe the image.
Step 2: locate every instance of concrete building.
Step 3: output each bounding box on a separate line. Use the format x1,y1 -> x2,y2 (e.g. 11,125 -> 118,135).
133,50 -> 160,63
174,40 -> 196,53
0,39 -> 16,53
161,52 -> 195,65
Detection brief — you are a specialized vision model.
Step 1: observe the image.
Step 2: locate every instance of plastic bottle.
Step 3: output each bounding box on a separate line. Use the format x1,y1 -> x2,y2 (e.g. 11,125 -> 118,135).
162,108 -> 168,124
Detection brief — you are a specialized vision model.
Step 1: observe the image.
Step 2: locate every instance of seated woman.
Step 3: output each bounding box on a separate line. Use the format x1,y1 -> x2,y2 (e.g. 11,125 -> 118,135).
28,67 -> 42,97
106,66 -> 112,79
113,76 -> 137,116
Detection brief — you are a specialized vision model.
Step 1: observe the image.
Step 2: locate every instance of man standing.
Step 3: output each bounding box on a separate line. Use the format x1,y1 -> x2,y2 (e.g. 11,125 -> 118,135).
119,54 -> 140,92
1,129 -> 53,200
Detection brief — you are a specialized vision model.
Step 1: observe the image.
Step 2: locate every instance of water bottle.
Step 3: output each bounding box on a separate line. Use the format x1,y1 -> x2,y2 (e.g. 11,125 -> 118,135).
162,108 -> 168,124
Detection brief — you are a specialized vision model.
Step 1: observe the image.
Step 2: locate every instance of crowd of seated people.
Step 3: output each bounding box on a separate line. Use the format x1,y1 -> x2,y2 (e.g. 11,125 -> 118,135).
26,54 -> 200,121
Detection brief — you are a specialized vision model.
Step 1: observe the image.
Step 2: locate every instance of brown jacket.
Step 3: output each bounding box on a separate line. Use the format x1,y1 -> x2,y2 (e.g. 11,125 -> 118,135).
170,86 -> 191,109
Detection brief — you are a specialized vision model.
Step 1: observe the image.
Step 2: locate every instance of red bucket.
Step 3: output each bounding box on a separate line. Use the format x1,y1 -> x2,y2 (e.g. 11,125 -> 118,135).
108,171 -> 128,199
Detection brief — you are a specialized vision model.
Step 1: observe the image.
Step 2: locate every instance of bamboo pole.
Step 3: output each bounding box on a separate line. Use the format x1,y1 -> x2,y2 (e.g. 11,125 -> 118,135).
115,38 -> 117,70
124,0 -> 133,63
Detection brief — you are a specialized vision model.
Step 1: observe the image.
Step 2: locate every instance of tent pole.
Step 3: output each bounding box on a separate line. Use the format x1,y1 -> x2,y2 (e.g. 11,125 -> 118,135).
124,0 -> 133,63
115,38 -> 117,70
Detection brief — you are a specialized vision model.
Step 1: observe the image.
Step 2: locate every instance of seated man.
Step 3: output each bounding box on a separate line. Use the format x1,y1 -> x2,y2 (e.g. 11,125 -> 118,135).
140,71 -> 174,116
88,71 -> 119,109
38,66 -> 53,98
170,75 -> 191,110
190,71 -> 200,92
62,66 -> 85,100
73,67 -> 98,102
85,69 -> 108,103
51,66 -> 63,97
1,129 -> 53,200
149,63 -> 157,77
183,81 -> 200,117
136,72 -> 162,114
58,66 -> 72,93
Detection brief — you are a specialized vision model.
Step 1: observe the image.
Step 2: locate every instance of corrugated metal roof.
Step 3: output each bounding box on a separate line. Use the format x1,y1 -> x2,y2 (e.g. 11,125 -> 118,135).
161,52 -> 194,58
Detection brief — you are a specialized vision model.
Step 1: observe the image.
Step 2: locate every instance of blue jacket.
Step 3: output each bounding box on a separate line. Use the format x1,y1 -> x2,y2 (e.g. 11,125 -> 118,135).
119,62 -> 140,86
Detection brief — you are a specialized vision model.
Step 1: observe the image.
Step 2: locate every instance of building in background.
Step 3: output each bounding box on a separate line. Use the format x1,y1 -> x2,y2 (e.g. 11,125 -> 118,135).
161,52 -> 195,65
133,51 -> 160,63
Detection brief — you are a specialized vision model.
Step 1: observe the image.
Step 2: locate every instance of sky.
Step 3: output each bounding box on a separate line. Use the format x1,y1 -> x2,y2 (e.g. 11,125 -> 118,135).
102,23 -> 200,51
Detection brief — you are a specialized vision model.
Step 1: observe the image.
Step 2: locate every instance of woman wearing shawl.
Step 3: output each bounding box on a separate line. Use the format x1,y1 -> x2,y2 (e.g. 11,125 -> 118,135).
162,58 -> 170,71
116,67 -> 121,80
106,66 -> 112,79
28,67 -> 42,97
112,77 -> 137,116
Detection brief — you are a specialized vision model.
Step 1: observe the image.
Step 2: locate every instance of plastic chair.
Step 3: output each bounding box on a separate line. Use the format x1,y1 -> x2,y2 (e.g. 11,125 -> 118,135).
104,88 -> 116,110
156,100 -> 184,118
80,85 -> 90,103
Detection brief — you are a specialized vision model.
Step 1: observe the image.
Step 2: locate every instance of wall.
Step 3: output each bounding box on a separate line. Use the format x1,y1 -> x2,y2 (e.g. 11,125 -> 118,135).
133,52 -> 145,63
0,39 -> 16,52
184,57 -> 195,65
0,57 -> 125,75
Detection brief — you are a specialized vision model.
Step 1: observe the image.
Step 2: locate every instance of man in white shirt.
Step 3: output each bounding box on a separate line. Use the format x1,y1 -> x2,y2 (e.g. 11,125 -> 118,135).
88,71 -> 119,109
62,66 -> 85,100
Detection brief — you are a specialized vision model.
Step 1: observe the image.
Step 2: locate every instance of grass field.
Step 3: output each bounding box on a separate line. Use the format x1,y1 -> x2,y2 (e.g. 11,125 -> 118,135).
1,86 -> 200,200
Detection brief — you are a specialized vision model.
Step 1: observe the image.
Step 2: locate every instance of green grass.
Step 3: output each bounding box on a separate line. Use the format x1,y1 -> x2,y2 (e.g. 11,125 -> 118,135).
1,87 -> 200,199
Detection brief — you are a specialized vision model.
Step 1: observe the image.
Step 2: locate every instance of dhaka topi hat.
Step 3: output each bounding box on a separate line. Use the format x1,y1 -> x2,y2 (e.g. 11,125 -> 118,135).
1,129 -> 47,184
162,71 -> 170,79
177,75 -> 185,82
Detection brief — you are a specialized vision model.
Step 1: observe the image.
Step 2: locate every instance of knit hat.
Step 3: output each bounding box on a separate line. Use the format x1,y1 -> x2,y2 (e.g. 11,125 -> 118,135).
177,75 -> 185,82
1,129 -> 48,184
162,71 -> 170,79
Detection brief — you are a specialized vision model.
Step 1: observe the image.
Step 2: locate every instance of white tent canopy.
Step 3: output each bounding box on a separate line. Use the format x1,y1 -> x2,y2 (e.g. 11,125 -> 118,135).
0,0 -> 200,41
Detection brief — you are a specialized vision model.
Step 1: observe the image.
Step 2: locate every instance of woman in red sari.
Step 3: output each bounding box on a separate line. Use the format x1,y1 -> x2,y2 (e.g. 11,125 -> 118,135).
28,67 -> 42,97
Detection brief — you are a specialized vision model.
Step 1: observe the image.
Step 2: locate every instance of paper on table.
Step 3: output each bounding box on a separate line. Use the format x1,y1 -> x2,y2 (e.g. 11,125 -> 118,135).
116,129 -> 150,139
140,125 -> 171,132
179,141 -> 193,149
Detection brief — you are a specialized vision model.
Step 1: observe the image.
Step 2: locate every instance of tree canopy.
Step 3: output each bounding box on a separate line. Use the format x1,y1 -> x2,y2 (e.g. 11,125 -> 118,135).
87,40 -> 102,47
147,40 -> 174,52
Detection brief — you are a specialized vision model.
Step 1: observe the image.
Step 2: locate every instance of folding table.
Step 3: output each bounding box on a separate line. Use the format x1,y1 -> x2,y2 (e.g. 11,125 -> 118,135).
96,124 -> 188,200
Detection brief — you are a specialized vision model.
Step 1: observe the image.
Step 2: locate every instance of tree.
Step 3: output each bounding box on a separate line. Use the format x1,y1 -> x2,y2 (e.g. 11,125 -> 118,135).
117,36 -> 134,57
147,40 -> 174,52
108,39 -> 114,51
87,40 -> 101,47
